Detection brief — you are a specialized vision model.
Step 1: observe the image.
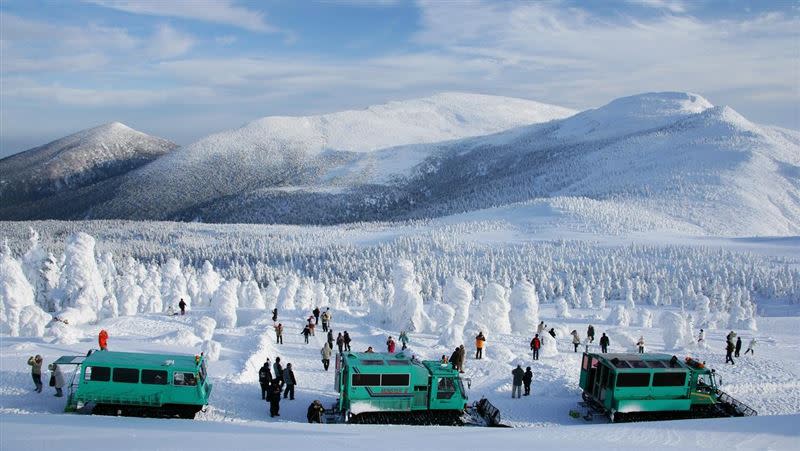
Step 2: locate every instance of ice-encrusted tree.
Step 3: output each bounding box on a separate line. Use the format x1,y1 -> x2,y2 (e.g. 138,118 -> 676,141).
294,278 -> 314,312
649,283 -> 660,307
390,259 -> 431,332
555,297 -> 571,319
1,245 -> 50,336
161,257 -> 190,311
608,304 -> 631,326
21,228 -> 47,310
213,279 -> 240,328
592,284 -> 606,310
438,276 -> 472,347
239,279 -> 265,309
625,279 -> 636,310
471,282 -> 511,334
198,261 -> 221,307
277,274 -> 299,311
637,308 -> 653,328
116,259 -> 143,317
661,311 -> 687,350
140,264 -> 163,313
509,279 -> 539,334
314,282 -> 329,309
55,232 -> 107,325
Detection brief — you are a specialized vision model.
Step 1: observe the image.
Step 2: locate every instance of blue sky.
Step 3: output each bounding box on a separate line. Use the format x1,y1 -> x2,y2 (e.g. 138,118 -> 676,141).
1,0 -> 798,156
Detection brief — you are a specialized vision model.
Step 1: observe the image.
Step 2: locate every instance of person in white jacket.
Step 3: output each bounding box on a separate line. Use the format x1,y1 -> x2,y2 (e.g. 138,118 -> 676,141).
570,330 -> 581,353
744,338 -> 756,355
321,342 -> 332,371
49,363 -> 65,397
698,329 -> 705,344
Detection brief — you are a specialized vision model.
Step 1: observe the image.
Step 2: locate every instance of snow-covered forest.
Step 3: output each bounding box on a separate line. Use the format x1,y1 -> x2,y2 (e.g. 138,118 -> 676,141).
2,219 -> 793,342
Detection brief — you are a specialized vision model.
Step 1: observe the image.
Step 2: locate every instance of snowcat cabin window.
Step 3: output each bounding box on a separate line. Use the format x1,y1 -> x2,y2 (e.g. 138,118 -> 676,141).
629,360 -> 648,369
582,355 -> 590,370
174,372 -> 198,386
84,366 -> 111,382
141,369 -> 168,385
653,372 -> 687,387
696,374 -> 713,393
352,374 -> 381,386
611,359 -> 631,369
112,368 -> 140,384
199,361 -> 207,383
616,372 -> 651,387
436,377 -> 456,399
361,360 -> 384,366
381,374 -> 410,386
646,360 -> 667,369
456,377 -> 466,396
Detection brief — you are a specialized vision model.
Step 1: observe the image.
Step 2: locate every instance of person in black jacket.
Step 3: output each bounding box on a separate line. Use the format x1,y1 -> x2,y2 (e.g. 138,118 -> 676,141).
725,341 -> 735,364
735,337 -> 742,358
336,333 -> 345,353
523,366 -> 533,396
511,365 -> 524,399
271,308 -> 278,322
449,347 -> 461,372
178,298 -> 187,315
268,381 -> 281,417
307,400 -> 325,423
327,329 -> 334,349
343,331 -> 352,351
301,325 -> 312,344
599,333 -> 610,353
283,363 -> 297,400
258,359 -> 272,400
313,307 -> 320,325
587,325 -> 595,343
273,357 -> 284,387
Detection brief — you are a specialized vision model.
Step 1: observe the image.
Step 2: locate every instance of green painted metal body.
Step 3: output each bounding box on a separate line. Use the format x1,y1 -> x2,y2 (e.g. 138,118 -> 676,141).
579,353 -> 719,414
65,350 -> 212,412
334,352 -> 468,415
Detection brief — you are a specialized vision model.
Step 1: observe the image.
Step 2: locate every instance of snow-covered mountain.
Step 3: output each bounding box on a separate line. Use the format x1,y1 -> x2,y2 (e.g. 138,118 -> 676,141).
0,122 -> 177,212
1,92 -> 797,236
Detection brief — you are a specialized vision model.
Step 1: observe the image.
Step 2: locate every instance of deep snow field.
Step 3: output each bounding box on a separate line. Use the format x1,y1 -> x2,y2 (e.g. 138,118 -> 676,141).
2,304 -> 799,450
1,217 -> 800,450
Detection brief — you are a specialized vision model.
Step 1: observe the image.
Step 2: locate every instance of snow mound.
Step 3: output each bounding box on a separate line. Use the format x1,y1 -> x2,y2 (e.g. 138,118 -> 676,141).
45,321 -> 82,345
153,329 -> 202,347
194,316 -> 217,341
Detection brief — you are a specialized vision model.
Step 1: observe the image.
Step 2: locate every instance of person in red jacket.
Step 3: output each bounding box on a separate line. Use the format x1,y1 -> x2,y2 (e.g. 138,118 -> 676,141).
530,334 -> 541,361
386,336 -> 396,353
98,329 -> 109,351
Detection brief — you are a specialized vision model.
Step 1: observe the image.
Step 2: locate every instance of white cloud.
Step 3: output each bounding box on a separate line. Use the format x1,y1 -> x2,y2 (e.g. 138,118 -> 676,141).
626,0 -> 687,14
85,0 -> 278,33
215,35 -> 237,46
148,24 -> 195,59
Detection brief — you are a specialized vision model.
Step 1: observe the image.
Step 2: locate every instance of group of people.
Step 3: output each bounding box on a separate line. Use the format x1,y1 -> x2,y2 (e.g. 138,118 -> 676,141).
723,330 -> 756,364
258,356 -> 297,417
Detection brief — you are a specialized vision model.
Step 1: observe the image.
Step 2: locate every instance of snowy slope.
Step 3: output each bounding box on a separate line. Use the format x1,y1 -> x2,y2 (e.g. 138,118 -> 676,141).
0,122 -> 177,206
87,93 -> 575,220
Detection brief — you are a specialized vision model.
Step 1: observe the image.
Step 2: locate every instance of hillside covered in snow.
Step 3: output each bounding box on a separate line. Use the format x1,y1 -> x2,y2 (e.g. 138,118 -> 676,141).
1,92 -> 798,236
0,122 -> 177,219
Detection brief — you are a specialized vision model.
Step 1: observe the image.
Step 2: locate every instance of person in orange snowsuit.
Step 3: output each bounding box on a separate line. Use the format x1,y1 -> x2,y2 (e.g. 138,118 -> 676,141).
98,329 -> 109,351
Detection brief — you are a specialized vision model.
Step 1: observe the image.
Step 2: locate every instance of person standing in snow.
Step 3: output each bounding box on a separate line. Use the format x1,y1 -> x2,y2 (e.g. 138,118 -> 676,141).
307,316 -> 316,336
336,333 -> 345,354
458,345 -> 466,373
637,336 -> 645,354
587,325 -> 595,343
178,298 -> 187,315
735,337 -> 742,358
475,332 -> 486,359
313,307 -> 320,325
301,325 -> 312,344
399,331 -> 409,350
530,334 -> 541,360
449,347 -> 460,371
268,381 -> 281,417
275,323 -> 284,344
599,333 -> 610,353
365,346 -> 375,353
523,366 -> 533,396
726,331 -> 737,344
271,308 -> 278,322
49,363 -> 65,397
98,329 -> 109,351
27,355 -> 43,393
166,305 -> 176,316
744,337 -> 756,355
386,336 -> 396,353
537,321 -> 546,336
321,308 -> 331,332
307,400 -> 325,423
259,359 -> 273,400
326,329 -> 334,349
698,329 -> 705,345
283,363 -> 296,400
548,327 -> 557,339
511,365 -> 524,399
321,342 -> 332,371
725,340 -> 735,364
343,331 -> 352,352
273,357 -> 284,387
571,330 -> 581,353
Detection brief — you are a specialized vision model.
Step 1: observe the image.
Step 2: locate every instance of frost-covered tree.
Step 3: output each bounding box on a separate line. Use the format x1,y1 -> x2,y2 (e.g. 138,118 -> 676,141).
1,245 -> 50,336
239,279 -> 265,309
661,311 -> 687,350
390,259 -> 431,332
608,304 -> 631,326
625,279 -> 636,310
294,279 -> 314,312
21,228 -> 47,310
195,316 -> 217,341
509,279 -> 539,334
140,264 -> 163,313
637,308 -> 653,328
161,258 -> 190,311
116,259 -> 143,316
592,284 -> 606,310
471,282 -> 511,334
649,283 -> 661,307
555,297 -> 571,319
439,276 -> 472,347
55,232 -> 107,325
277,274 -> 299,311
198,260 -> 221,306
213,279 -> 240,328
314,282 -> 329,309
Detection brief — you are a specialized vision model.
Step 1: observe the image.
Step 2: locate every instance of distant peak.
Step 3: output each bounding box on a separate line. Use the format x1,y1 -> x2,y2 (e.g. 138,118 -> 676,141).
603,92 -> 713,115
